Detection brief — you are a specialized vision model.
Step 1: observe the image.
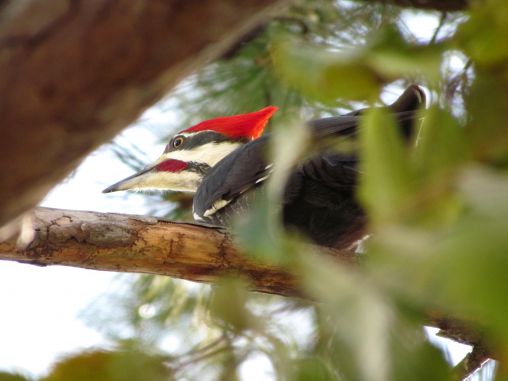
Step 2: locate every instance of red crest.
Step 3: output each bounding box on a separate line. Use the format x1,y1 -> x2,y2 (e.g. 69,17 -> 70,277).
182,106 -> 278,140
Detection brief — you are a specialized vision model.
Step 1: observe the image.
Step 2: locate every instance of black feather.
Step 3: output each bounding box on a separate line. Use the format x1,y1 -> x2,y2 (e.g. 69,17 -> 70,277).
193,85 -> 425,247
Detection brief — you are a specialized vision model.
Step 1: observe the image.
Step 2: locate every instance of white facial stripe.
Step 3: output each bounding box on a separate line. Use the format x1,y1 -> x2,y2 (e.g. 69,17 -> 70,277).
117,171 -> 201,193
159,142 -> 241,167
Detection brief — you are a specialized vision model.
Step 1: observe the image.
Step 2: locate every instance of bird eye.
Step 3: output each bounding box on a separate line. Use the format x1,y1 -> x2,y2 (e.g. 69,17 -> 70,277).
172,136 -> 185,148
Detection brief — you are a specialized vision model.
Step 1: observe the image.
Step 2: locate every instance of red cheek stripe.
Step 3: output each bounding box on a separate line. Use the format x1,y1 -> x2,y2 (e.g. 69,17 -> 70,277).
156,159 -> 188,173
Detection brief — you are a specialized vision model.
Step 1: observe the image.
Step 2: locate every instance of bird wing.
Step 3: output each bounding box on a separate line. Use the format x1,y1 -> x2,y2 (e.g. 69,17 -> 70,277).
307,84 -> 425,141
193,136 -> 270,220
282,152 -> 359,207
192,128 -> 360,221
193,85 -> 425,220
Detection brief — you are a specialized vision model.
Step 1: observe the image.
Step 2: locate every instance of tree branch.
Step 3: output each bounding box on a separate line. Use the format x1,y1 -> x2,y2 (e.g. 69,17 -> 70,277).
365,0 -> 469,11
0,0 -> 285,227
455,346 -> 491,380
0,207 -> 359,297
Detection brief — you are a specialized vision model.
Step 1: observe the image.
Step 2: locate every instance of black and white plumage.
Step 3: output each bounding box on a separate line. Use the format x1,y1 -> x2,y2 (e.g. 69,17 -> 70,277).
103,86 -> 425,248
192,85 -> 425,247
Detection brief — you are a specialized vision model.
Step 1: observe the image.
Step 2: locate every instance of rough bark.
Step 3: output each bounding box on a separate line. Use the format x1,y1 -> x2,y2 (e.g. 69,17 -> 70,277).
0,207 -> 357,297
367,0 -> 469,11
0,0 -> 284,227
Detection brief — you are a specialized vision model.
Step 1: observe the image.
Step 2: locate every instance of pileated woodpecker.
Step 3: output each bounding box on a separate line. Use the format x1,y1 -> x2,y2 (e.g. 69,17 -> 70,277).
104,85 -> 425,248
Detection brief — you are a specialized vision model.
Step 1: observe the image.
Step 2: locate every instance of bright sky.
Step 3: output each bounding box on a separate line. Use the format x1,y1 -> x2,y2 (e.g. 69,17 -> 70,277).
0,112 -> 168,377
0,10 -> 482,380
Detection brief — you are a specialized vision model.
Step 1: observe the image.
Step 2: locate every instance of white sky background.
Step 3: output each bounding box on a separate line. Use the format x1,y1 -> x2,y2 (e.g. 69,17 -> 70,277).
0,120 -> 166,377
0,9 -> 489,381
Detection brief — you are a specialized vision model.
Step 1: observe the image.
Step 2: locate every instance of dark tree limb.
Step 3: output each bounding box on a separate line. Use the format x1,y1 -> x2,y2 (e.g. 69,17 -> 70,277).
0,0 -> 285,227
428,315 -> 494,379
455,346 -> 491,380
367,0 -> 469,11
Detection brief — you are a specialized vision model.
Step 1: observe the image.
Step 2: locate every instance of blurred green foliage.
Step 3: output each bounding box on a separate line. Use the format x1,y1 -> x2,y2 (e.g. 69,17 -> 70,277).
7,0 -> 508,380
272,27 -> 443,102
359,108 -> 415,224
0,372 -> 31,381
41,351 -> 172,381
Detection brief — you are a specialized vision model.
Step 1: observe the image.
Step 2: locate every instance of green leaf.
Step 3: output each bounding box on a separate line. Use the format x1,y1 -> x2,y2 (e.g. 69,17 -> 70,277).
271,38 -> 381,103
271,27 -> 442,105
42,350 -> 172,381
0,372 -> 31,381
459,166 -> 508,217
367,27 -> 443,82
425,213 -> 508,338
299,251 -> 392,381
359,108 -> 415,224
233,194 -> 288,263
458,0 -> 508,67
299,249 -> 452,381
366,170 -> 508,341
466,73 -> 508,162
413,107 -> 468,178
390,338 -> 451,381
292,357 -> 334,381
209,277 -> 253,333
404,107 -> 467,227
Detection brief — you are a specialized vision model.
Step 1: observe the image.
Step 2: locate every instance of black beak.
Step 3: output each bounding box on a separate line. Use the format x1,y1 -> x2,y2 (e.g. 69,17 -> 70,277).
102,165 -> 156,193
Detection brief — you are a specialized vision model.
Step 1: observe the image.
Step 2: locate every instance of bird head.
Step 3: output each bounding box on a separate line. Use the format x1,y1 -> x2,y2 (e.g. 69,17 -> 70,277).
103,106 -> 278,194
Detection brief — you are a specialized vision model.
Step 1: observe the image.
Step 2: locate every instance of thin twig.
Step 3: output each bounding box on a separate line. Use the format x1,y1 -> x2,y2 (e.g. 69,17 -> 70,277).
430,12 -> 448,44
172,334 -> 228,363
173,344 -> 232,373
